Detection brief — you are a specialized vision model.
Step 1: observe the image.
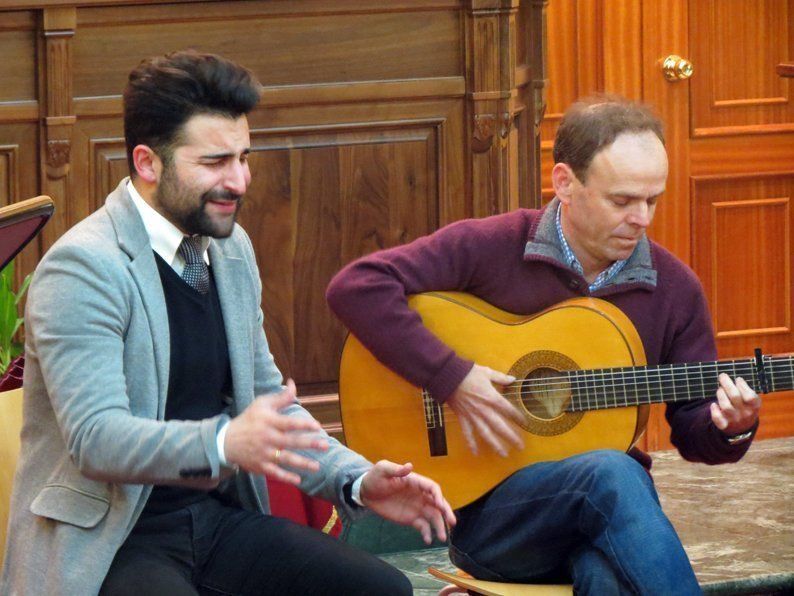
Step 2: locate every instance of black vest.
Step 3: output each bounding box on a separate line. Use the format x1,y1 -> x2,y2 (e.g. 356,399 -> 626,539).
140,253 -> 232,516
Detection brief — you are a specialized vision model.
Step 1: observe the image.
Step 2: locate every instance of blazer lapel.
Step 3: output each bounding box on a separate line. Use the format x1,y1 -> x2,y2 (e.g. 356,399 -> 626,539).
209,238 -> 252,413
105,179 -> 171,417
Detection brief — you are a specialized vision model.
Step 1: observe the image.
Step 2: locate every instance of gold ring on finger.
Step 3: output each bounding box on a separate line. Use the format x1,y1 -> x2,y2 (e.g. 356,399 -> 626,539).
274,448 -> 282,463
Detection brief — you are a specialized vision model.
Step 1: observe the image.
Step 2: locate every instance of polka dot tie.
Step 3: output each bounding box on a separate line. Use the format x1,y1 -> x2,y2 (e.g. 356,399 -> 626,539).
178,236 -> 209,294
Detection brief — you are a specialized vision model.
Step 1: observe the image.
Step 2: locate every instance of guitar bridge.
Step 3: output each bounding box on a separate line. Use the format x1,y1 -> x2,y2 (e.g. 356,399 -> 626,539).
424,390 -> 448,456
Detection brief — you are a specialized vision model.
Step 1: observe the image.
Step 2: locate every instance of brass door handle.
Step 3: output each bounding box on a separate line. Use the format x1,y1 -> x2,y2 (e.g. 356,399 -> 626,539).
661,55 -> 694,81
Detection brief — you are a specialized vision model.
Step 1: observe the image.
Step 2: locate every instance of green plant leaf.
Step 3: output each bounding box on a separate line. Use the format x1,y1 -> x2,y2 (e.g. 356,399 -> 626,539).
0,259 -> 29,377
14,272 -> 31,305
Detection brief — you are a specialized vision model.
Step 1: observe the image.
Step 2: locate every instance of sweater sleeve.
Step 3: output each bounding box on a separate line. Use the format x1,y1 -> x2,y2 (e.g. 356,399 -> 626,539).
663,270 -> 755,464
326,218 -> 506,401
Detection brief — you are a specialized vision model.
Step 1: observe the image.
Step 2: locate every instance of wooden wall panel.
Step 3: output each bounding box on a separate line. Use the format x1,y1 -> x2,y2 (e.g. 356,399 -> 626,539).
73,4 -> 462,99
237,121 -> 441,395
691,172 -> 794,440
712,199 -> 789,337
0,24 -> 37,103
692,173 -> 793,354
690,0 -> 794,137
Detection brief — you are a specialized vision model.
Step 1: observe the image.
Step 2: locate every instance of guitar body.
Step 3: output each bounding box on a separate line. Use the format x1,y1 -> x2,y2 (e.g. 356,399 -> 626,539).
340,292 -> 649,510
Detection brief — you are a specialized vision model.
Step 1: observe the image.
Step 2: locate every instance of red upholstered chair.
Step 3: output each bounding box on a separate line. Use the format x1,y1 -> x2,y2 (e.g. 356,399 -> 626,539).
265,477 -> 341,536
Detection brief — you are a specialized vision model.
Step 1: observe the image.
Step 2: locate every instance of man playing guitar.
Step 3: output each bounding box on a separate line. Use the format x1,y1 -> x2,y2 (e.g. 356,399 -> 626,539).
327,96 -> 761,595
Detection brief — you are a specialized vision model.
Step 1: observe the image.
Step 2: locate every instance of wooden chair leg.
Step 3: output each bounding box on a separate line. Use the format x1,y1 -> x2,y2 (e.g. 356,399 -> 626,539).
429,567 -> 573,596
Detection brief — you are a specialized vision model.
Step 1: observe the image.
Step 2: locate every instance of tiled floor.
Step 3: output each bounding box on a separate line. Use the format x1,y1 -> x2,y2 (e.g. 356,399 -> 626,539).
381,437 -> 794,595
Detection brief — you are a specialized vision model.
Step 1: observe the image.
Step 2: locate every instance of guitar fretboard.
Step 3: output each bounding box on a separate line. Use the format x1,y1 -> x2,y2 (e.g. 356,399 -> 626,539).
420,355 -> 792,432
565,355 -> 793,412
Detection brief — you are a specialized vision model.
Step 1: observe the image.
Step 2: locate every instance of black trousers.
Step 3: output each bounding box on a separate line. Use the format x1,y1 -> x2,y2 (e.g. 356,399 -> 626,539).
100,498 -> 411,596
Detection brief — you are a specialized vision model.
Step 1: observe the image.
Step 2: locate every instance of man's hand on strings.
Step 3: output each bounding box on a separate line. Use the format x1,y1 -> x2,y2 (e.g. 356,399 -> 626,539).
710,373 -> 761,436
445,364 -> 527,457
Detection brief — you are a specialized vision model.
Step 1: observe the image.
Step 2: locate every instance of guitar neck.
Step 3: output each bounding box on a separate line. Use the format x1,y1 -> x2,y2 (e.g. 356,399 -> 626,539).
567,354 -> 794,412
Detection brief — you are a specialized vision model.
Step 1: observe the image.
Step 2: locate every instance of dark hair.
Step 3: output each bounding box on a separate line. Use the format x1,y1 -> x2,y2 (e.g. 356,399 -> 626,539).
123,50 -> 261,175
552,95 -> 664,181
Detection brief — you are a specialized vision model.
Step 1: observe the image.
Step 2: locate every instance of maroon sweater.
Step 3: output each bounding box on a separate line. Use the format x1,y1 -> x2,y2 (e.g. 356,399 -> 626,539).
327,201 -> 753,466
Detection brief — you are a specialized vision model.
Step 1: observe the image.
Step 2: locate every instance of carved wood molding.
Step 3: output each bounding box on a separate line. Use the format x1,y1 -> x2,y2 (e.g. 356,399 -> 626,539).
466,1 -> 518,152
465,0 -> 546,214
42,7 -> 76,181
472,113 -> 496,152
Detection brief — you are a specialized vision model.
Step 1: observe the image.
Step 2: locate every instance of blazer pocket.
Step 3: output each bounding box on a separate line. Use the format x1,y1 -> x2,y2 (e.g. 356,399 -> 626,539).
30,484 -> 110,529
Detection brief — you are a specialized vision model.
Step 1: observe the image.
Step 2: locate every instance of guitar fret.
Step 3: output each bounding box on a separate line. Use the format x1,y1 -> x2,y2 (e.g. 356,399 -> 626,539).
667,364 -> 677,403
676,365 -> 688,401
768,355 -> 794,392
688,362 -> 717,400
664,366 -> 673,402
629,366 -> 641,405
607,368 -> 616,409
637,367 -> 653,404
715,360 -> 733,397
585,370 -> 596,410
650,365 -> 664,404
614,367 -> 627,407
747,357 -> 756,392
581,370 -> 590,411
766,356 -> 774,392
752,356 -> 764,393
566,371 -> 576,411
596,368 -> 607,409
621,367 -> 634,406
739,359 -> 756,392
574,370 -> 584,412
608,368 -> 615,409
571,370 -> 584,412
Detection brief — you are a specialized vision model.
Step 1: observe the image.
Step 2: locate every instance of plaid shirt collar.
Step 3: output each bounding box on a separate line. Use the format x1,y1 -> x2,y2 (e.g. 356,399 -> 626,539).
555,203 -> 627,293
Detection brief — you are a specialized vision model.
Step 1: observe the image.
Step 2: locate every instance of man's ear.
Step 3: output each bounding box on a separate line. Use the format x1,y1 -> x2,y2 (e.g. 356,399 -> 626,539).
131,145 -> 161,183
551,162 -> 576,204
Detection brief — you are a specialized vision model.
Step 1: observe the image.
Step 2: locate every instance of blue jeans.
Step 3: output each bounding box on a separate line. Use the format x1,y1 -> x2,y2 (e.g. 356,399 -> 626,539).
449,450 -> 701,595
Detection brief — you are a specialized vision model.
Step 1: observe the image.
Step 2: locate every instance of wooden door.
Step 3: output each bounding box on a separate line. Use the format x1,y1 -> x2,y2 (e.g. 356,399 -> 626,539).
541,0 -> 794,449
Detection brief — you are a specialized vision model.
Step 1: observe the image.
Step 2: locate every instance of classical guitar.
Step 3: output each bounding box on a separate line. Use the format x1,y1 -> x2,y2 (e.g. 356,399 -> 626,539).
339,292 -> 792,509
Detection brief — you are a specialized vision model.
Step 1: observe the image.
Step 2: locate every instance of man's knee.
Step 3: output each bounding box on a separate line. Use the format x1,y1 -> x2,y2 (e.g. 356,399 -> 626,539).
571,450 -> 658,514
360,565 -> 413,596
100,552 -> 196,596
577,450 -> 651,486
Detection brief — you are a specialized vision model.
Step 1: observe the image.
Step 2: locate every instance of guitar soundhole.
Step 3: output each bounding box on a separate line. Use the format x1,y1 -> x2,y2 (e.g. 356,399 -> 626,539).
508,350 -> 584,436
521,367 -> 570,420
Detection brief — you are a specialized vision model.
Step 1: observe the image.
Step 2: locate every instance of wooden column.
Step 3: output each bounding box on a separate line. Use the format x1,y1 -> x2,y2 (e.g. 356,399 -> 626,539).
39,7 -> 76,248
524,0 -> 547,210
466,0 -> 519,217
465,0 -> 547,217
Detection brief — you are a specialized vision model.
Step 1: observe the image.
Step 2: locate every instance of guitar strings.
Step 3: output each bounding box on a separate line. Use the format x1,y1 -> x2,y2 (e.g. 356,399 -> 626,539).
420,361 -> 794,399
419,359 -> 793,425
495,359 -> 792,393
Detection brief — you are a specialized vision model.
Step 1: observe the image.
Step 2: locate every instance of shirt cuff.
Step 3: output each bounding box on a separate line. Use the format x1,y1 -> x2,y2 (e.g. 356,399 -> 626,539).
351,473 -> 366,507
216,420 -> 230,466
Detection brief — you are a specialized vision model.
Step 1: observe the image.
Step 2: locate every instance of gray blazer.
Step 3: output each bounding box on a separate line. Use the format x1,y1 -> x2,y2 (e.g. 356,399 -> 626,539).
0,180 -> 370,596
